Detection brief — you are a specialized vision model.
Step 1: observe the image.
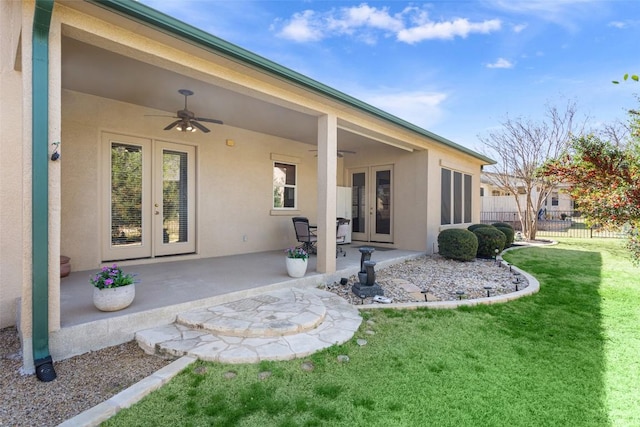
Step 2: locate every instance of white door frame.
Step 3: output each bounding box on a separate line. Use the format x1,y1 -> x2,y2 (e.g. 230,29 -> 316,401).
349,165 -> 394,243
101,133 -> 196,262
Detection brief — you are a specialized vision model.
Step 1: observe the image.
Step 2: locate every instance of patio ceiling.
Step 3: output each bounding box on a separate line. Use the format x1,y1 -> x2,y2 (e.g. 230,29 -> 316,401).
61,36 -> 398,153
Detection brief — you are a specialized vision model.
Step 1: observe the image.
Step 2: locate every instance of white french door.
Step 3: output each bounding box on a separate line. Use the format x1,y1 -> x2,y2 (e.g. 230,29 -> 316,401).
102,133 -> 196,261
349,165 -> 393,243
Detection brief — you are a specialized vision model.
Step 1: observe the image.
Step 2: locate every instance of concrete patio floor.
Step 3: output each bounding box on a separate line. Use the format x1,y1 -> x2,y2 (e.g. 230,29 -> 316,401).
51,245 -> 422,362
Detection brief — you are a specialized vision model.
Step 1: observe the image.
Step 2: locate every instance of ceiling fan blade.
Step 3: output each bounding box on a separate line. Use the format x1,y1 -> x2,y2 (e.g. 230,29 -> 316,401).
191,120 -> 211,133
164,120 -> 182,131
339,150 -> 356,154
195,117 -> 223,125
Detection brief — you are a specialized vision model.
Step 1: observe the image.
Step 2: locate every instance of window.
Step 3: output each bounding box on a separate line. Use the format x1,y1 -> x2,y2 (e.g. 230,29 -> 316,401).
441,168 -> 473,225
273,162 -> 296,208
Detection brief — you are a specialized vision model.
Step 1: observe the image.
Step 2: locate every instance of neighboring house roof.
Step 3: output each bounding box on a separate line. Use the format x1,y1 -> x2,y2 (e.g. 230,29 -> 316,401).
87,0 -> 495,165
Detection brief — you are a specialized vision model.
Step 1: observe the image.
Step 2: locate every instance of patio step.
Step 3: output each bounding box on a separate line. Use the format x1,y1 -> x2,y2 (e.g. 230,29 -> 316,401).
135,288 -> 362,364
175,288 -> 327,337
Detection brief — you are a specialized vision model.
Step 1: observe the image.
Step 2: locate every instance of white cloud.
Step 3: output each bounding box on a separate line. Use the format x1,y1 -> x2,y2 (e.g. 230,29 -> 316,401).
277,10 -> 325,42
608,20 -> 640,29
359,90 -> 448,129
398,18 -> 501,43
484,0 -> 608,31
275,4 -> 501,44
512,23 -> 528,33
487,58 -> 514,69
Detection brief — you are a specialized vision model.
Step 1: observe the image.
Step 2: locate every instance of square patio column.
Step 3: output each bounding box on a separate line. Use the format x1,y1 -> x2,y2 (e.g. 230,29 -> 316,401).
316,114 -> 337,273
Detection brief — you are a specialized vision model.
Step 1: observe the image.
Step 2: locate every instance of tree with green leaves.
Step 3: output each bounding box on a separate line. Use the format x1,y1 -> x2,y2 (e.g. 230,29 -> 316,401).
612,73 -> 639,84
542,131 -> 640,264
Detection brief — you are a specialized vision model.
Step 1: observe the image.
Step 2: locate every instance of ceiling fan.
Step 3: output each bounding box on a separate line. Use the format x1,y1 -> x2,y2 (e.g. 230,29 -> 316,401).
309,149 -> 356,158
148,89 -> 223,133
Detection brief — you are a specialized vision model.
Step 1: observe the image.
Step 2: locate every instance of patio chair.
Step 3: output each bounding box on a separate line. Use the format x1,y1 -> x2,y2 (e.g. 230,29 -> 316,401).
292,217 -> 317,254
336,218 -> 350,257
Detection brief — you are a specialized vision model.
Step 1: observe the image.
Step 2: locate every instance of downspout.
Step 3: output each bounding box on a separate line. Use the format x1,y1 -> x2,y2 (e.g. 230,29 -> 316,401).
32,0 -> 56,382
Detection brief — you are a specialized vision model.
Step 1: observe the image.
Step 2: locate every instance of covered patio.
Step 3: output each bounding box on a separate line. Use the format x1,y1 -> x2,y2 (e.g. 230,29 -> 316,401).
52,246 -> 422,361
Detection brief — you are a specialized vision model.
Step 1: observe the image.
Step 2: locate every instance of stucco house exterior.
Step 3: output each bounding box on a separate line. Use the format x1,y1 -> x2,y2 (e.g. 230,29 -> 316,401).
1,0 -> 493,375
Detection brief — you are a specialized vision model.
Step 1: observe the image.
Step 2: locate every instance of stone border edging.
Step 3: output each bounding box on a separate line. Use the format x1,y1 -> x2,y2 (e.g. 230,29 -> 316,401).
357,243 -> 548,311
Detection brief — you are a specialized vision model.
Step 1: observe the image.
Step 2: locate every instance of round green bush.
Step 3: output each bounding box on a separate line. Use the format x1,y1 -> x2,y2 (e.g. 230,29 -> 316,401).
491,222 -> 514,230
473,226 -> 506,258
467,223 -> 491,232
495,226 -> 514,247
437,228 -> 478,262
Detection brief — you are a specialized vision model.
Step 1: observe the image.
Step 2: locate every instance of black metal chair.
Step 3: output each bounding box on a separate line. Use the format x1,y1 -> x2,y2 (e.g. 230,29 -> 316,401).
292,217 -> 317,254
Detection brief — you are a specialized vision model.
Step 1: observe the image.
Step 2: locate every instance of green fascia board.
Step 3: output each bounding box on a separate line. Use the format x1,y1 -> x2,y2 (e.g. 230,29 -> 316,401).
86,0 -> 494,165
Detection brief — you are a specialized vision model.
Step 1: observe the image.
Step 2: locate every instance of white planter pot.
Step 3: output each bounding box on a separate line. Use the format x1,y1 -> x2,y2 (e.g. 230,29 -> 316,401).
93,284 -> 135,311
285,257 -> 308,278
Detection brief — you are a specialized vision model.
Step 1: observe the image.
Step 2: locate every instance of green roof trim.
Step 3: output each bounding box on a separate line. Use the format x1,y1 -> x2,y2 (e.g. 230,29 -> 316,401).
88,0 -> 494,164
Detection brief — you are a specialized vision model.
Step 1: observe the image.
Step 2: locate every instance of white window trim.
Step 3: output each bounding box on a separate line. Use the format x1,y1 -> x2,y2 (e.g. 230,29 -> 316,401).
272,160 -> 298,210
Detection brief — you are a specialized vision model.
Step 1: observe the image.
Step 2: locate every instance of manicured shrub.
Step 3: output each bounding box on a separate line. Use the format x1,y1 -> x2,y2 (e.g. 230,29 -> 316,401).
491,222 -> 514,230
495,226 -> 515,247
437,228 -> 478,262
467,223 -> 491,232
473,226 -> 506,258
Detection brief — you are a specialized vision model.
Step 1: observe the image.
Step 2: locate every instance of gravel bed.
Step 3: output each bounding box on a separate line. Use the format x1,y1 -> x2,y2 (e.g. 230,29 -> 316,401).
322,254 -> 528,305
0,328 -> 170,427
0,254 -> 527,425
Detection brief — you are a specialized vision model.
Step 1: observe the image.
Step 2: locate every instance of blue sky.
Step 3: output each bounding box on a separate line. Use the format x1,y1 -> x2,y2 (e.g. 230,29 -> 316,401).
139,0 -> 640,152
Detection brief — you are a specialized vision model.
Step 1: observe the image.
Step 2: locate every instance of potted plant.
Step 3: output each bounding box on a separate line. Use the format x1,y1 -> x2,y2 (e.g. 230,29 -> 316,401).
284,247 -> 308,278
90,264 -> 136,311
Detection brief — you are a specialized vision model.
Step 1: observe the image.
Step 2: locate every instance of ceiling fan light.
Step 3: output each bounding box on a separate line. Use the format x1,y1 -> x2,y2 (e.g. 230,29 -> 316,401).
176,123 -> 183,131
190,127 -> 197,133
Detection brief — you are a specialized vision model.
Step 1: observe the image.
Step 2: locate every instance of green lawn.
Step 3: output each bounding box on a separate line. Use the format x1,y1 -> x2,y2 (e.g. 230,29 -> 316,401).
106,239 -> 639,427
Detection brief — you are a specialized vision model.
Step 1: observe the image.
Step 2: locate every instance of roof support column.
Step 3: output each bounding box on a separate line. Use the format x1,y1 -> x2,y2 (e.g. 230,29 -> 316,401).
316,114 -> 337,273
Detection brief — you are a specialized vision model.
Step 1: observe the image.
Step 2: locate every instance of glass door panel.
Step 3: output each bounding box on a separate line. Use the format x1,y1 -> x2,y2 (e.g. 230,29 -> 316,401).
350,169 -> 368,241
102,134 -> 151,261
349,166 -> 393,243
154,142 -> 195,256
371,166 -> 393,242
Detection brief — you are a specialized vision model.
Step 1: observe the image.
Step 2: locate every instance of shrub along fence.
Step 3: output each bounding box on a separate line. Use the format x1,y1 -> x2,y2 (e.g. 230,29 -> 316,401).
481,211 -> 626,239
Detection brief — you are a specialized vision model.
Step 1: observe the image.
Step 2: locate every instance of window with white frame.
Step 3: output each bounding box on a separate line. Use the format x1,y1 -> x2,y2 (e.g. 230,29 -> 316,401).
273,162 -> 297,209
441,168 -> 473,225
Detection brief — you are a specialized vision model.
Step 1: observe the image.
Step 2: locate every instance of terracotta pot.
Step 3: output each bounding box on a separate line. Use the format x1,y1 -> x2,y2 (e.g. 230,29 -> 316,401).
60,256 -> 71,278
93,284 -> 135,311
285,257 -> 308,278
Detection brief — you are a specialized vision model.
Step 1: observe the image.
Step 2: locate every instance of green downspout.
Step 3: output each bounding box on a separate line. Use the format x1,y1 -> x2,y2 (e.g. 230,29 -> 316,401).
32,0 -> 56,382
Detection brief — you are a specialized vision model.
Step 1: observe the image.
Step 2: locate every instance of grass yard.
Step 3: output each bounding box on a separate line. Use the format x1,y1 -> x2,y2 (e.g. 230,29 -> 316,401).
106,239 -> 639,427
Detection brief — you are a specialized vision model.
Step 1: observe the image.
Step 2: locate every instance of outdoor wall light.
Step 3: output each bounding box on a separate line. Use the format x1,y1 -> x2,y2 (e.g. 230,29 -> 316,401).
50,141 -> 60,161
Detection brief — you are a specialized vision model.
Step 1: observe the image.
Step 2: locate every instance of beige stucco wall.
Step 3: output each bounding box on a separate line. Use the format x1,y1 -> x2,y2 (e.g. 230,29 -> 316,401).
60,90 -> 486,273
61,90 -> 322,272
0,0 -> 25,329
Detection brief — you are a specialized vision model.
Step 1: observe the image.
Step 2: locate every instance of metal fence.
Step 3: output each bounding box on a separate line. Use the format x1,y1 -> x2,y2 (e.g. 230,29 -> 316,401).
480,211 -> 626,239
